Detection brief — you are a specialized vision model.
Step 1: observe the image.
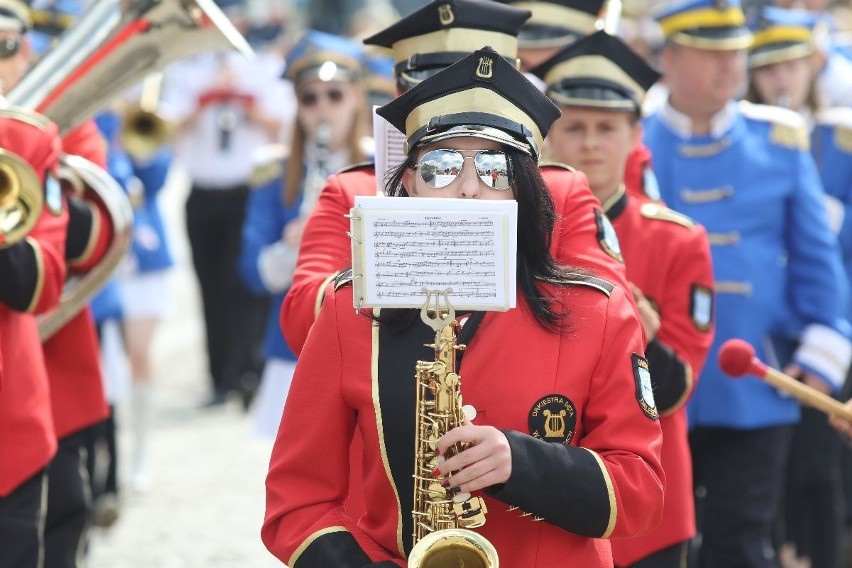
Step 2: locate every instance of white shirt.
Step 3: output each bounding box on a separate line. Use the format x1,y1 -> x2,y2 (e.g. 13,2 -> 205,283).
162,49 -> 295,189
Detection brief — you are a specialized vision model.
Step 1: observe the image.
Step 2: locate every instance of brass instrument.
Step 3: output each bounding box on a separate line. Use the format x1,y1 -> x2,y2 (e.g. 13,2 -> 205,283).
7,0 -> 252,134
409,289 -> 499,568
5,0 -> 250,336
121,72 -> 174,161
38,155 -> 133,340
0,148 -> 43,249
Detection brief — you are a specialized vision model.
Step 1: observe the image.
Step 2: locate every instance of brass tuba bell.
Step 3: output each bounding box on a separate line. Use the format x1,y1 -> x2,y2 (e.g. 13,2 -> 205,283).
7,0 -> 252,134
0,148 -> 43,249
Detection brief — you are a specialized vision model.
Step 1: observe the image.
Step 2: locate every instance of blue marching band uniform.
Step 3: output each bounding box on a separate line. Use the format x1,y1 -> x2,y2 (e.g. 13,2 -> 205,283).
238,30 -> 367,436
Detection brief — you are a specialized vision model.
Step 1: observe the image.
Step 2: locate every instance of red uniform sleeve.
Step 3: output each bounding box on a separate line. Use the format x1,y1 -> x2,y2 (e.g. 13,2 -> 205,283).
646,223 -> 714,413
264,287 -> 397,567
487,285 -> 665,539
280,171 -> 372,355
62,120 -> 108,168
544,167 -> 639,318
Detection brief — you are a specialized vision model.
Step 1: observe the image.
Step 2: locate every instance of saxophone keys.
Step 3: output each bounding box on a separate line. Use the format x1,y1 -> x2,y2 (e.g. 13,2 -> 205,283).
461,404 -> 477,422
426,482 -> 445,500
451,491 -> 472,503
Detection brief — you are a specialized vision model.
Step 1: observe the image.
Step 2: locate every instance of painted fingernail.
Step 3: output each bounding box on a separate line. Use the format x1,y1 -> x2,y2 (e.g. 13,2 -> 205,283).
435,448 -> 441,456
441,479 -> 450,487
432,468 -> 441,478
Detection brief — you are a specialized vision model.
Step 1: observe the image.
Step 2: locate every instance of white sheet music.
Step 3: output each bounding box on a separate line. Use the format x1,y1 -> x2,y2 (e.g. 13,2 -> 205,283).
350,196 -> 517,310
372,107 -> 407,195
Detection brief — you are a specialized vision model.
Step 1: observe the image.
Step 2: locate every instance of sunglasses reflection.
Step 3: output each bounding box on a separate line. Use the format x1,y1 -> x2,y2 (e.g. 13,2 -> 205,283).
416,149 -> 512,190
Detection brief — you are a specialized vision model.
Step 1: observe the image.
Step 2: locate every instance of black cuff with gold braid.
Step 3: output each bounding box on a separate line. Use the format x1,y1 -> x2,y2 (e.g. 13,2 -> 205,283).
65,197 -> 95,262
645,339 -> 689,414
0,240 -> 39,312
293,530 -> 374,568
486,430 -> 612,537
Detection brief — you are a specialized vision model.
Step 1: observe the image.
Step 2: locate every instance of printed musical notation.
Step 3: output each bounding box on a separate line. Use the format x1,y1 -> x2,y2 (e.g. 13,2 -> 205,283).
350,196 -> 518,310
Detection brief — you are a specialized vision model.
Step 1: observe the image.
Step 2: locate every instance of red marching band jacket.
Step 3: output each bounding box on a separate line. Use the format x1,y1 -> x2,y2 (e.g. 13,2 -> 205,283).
42,119 -> 111,441
608,192 -> 715,565
0,109 -> 66,496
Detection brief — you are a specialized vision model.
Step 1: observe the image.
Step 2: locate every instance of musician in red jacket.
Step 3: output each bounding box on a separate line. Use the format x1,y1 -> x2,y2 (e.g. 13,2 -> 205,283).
533,31 -> 715,567
263,47 -> 664,568
280,0 -> 633,356
0,106 -> 67,568
40,119 -> 115,568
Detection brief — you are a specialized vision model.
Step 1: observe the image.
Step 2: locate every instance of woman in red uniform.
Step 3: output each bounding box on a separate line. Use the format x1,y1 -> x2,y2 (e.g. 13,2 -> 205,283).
262,47 -> 664,567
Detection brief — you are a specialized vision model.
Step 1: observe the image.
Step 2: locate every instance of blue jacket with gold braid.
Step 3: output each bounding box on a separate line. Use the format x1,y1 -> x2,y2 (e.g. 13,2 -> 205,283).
643,100 -> 850,429
812,107 -> 852,323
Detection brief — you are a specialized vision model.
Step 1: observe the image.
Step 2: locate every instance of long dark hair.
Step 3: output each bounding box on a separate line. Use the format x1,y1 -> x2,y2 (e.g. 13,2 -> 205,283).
381,143 -> 570,331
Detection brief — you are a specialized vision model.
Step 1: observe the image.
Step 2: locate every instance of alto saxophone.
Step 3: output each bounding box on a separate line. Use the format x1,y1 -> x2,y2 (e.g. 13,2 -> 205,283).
409,289 -> 499,568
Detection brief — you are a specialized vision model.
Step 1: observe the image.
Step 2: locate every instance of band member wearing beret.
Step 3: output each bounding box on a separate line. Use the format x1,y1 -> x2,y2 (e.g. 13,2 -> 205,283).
262,47 -> 664,568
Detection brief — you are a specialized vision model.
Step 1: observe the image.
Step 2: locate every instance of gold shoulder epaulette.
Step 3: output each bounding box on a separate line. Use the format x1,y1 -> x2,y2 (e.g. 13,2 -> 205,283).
539,161 -> 576,172
249,143 -> 288,188
538,272 -> 614,296
739,101 -> 809,150
816,107 -> 852,153
640,202 -> 696,229
0,103 -> 52,131
337,161 -> 375,175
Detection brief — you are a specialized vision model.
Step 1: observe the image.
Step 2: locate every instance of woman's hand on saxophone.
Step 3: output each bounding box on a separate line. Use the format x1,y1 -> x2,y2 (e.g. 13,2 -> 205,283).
434,424 -> 512,493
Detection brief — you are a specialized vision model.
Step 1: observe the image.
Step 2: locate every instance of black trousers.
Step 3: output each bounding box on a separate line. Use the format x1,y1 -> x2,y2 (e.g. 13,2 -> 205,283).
44,432 -> 90,568
0,469 -> 47,568
690,425 -> 794,568
185,185 -> 268,396
625,541 -> 689,568
781,405 -> 845,568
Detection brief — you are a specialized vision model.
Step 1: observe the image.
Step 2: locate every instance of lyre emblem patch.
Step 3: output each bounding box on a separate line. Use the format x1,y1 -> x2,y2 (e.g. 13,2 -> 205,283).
529,394 -> 577,445
438,4 -> 455,26
476,56 -> 494,79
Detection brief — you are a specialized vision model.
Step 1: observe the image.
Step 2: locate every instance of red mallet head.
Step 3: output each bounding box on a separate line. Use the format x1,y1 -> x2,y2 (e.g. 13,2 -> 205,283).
719,338 -> 765,378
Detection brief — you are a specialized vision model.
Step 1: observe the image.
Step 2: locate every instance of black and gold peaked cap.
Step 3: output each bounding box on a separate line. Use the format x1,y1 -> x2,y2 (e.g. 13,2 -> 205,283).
363,0 -> 531,80
531,30 -> 661,113
495,0 -> 606,48
376,46 -> 561,157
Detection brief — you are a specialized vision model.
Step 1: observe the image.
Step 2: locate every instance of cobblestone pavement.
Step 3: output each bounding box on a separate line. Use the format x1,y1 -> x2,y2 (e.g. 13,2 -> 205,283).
87,169 -> 283,567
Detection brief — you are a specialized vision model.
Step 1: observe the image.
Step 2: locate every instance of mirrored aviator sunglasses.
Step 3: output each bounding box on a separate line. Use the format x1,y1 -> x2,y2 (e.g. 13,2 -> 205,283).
415,149 -> 513,190
0,35 -> 22,59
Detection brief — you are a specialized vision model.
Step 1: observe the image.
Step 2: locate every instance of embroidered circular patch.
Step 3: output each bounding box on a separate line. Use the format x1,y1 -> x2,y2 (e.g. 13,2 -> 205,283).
528,394 -> 577,444
633,354 -> 659,420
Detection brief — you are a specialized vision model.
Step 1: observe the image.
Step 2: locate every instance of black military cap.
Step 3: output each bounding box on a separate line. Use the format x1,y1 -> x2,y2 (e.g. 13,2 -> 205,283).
0,0 -> 30,32
377,46 -> 561,157
531,30 -> 661,113
363,0 -> 531,87
495,0 -> 605,48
